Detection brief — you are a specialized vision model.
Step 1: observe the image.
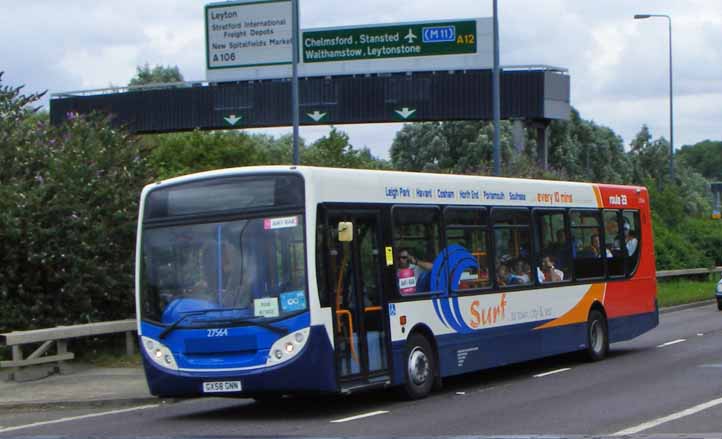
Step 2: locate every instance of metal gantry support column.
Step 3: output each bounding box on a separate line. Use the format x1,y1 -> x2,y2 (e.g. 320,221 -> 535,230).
291,0 -> 301,165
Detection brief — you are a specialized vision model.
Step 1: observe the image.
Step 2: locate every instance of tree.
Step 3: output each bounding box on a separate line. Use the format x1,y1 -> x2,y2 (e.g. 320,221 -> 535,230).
390,121 -> 503,175
143,130 -> 280,180
129,63 -> 184,86
303,127 -> 387,169
0,73 -> 150,332
677,140 -> 722,181
548,108 -> 632,183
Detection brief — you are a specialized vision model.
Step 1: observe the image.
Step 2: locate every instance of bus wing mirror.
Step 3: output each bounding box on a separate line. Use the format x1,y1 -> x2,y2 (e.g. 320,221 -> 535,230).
338,222 -> 353,242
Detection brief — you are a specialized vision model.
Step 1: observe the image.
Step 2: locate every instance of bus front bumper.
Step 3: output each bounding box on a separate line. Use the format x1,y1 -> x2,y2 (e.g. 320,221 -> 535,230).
141,325 -> 336,397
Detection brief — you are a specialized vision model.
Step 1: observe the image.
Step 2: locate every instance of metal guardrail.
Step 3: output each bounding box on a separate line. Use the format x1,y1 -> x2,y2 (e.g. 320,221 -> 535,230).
0,319 -> 136,381
656,266 -> 722,279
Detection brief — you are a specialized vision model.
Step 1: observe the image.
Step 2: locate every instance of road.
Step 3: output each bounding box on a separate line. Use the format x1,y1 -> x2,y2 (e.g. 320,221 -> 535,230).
3,304 -> 722,437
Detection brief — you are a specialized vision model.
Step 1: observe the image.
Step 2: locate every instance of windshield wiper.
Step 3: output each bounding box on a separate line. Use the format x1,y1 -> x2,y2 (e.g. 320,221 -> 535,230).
159,310 -> 289,339
159,309 -> 216,339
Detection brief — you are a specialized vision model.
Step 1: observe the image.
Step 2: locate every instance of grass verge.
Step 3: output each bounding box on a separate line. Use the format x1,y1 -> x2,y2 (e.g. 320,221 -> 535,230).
657,277 -> 719,308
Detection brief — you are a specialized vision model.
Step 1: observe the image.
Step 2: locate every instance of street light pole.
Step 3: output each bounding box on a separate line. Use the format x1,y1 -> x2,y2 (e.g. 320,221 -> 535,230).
634,14 -> 674,182
492,0 -> 501,176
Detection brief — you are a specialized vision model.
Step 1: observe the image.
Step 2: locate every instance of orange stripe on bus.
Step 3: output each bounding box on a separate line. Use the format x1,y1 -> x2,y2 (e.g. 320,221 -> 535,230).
592,185 -> 604,208
534,283 -> 606,330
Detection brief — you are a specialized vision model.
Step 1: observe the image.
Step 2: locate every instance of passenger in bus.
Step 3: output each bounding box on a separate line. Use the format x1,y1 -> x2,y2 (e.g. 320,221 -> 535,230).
507,260 -> 531,284
624,223 -> 638,255
548,229 -> 570,267
397,249 -> 433,294
537,256 -> 564,283
581,234 -> 611,258
496,264 -> 509,286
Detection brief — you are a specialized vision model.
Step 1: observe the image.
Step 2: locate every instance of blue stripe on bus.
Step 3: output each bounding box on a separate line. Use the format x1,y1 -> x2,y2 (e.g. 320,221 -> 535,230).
432,298 -> 448,329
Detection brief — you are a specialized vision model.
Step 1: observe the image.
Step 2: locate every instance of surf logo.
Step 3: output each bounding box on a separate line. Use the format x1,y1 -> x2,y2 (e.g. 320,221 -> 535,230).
469,294 -> 507,329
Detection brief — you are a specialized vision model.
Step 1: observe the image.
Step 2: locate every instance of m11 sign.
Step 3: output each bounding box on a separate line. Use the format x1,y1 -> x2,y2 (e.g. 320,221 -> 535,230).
300,18 -> 491,77
206,4 -> 492,82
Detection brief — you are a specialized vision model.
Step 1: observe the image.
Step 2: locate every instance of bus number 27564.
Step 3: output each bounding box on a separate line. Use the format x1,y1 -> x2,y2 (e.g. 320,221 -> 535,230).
207,328 -> 228,337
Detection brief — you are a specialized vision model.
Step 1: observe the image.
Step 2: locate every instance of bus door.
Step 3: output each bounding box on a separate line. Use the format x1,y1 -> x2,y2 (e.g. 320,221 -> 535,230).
326,210 -> 390,382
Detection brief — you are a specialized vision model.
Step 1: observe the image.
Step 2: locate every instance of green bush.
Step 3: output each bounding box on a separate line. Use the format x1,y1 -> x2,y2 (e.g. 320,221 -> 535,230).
652,213 -> 713,270
0,76 -> 149,332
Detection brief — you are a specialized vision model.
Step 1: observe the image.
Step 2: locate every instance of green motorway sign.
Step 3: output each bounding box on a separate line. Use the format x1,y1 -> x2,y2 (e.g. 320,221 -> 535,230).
302,20 -> 477,63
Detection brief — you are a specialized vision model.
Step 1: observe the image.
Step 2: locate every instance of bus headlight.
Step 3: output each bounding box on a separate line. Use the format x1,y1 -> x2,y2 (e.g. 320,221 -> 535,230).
142,336 -> 178,371
266,328 -> 310,367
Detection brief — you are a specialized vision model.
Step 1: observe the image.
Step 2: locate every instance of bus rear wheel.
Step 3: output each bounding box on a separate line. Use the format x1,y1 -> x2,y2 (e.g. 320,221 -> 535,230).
585,309 -> 609,361
401,333 -> 435,400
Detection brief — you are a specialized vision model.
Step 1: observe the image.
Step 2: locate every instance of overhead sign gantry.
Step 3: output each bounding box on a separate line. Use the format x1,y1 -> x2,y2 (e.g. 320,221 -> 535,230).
50,3 -> 571,168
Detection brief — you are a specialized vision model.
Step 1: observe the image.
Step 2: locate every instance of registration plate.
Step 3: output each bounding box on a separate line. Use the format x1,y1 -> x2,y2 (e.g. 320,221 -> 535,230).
203,381 -> 242,393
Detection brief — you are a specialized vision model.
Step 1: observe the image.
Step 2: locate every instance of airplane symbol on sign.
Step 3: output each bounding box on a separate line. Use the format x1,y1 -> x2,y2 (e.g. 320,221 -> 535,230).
404,29 -> 417,44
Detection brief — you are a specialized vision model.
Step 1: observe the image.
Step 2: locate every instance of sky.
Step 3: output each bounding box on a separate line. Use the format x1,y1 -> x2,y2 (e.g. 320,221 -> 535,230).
3,1 -> 721,159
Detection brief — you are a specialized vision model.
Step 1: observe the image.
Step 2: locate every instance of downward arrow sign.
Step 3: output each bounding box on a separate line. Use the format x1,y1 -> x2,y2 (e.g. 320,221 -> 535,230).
307,111 -> 327,122
224,114 -> 242,126
395,107 -> 417,120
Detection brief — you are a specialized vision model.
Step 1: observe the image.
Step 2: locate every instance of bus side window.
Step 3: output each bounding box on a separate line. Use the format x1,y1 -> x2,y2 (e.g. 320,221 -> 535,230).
492,208 -> 532,288
623,210 -> 641,275
570,210 -> 605,279
535,210 -> 570,284
604,210 -> 625,277
392,207 -> 442,295
444,207 -> 491,292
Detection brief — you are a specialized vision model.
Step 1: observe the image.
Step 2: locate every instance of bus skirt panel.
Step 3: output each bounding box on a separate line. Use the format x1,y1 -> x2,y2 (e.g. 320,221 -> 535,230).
391,310 -> 658,384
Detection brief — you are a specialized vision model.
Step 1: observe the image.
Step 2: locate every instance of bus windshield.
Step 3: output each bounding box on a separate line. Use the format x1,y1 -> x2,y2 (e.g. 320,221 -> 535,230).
140,214 -> 307,326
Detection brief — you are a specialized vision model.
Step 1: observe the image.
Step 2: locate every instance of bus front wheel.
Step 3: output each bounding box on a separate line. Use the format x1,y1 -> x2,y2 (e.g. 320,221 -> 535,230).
401,333 -> 435,400
585,309 -> 609,361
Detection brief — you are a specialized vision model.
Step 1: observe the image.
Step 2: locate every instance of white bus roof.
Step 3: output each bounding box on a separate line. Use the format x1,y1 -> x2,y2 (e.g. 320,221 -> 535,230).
143,166 -> 644,209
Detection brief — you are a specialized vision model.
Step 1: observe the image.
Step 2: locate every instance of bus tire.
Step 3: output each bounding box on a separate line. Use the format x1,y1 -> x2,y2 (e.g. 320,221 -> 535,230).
585,309 -> 609,362
401,333 -> 435,400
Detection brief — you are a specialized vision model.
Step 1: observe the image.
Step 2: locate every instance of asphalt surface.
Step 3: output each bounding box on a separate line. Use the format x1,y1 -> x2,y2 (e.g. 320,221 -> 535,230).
3,304 -> 722,437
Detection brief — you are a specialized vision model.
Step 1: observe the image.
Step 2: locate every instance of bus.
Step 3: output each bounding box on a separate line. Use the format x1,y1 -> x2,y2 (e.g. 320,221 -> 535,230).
135,166 -> 658,400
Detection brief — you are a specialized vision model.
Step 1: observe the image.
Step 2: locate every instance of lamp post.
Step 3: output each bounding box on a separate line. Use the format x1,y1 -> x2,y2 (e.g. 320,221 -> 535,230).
634,13 -> 674,182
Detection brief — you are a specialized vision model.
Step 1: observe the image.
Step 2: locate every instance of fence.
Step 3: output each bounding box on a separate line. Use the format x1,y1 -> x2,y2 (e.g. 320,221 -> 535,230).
0,319 -> 136,381
656,266 -> 722,279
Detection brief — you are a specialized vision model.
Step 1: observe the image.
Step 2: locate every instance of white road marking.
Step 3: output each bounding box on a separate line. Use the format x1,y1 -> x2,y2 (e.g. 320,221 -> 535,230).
657,338 -> 686,348
612,396 -> 722,435
456,392 -> 466,395
330,410 -> 389,423
533,368 -> 571,378
0,404 -> 158,434
697,333 -> 704,336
